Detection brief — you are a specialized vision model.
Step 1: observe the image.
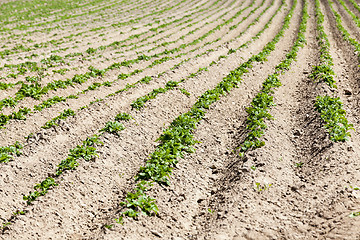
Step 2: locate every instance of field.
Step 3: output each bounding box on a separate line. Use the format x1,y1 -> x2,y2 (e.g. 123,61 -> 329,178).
0,0 -> 360,239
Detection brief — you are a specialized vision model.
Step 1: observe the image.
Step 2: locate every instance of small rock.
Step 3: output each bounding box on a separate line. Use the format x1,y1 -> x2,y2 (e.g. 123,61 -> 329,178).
344,89 -> 352,95
293,129 -> 301,136
240,168 -> 249,173
209,175 -> 217,181
150,230 -> 163,238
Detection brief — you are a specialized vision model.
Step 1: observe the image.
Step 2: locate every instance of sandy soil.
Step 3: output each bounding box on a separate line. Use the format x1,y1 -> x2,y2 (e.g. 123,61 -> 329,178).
1,0 -> 360,239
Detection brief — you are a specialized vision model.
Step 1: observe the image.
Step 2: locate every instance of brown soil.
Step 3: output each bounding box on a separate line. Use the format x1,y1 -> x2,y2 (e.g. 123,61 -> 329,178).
1,0 -> 360,239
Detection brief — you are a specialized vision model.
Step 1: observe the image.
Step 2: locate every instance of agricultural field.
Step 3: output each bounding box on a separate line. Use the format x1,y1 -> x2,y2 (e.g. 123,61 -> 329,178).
0,0 -> 360,238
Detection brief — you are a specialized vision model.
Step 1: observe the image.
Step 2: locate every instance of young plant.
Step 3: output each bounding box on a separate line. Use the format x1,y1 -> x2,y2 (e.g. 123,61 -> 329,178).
255,182 -> 272,191
100,121 -> 125,135
314,95 -> 353,142
115,113 -> 133,121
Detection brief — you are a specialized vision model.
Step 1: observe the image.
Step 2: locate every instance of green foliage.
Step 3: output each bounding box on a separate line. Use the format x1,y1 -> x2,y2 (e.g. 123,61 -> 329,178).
52,68 -> 69,75
314,95 -> 353,141
104,224 -> 113,229
180,88 -> 190,96
295,162 -> 304,168
86,47 -> 97,55
25,76 -> 40,83
23,177 -> 58,205
100,121 -> 125,135
115,113 -> 133,121
41,55 -> 64,67
42,109 -> 75,129
120,0 -> 298,220
13,210 -> 26,216
310,64 -> 336,88
139,76 -> 152,84
310,0 -> 336,88
10,107 -> 31,120
0,141 -> 23,163
0,97 -> 17,109
131,87 -> 166,110
329,0 -> 360,58
255,182 -> 272,191
0,82 -> 15,90
238,0 -> 307,156
117,181 -> 158,222
338,0 -> 360,30
34,96 -> 66,111
350,211 -> 360,217
88,66 -> 106,77
17,83 -> 46,100
118,73 -> 130,80
56,135 -> 103,176
0,114 -> 10,128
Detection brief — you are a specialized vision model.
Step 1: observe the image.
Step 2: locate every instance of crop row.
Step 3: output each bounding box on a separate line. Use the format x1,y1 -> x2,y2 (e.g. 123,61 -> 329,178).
0,0 -> 226,103
0,0 -> 209,61
0,0 -> 229,92
117,0 -> 301,221
4,112 -> 133,227
0,0 -> 127,29
328,0 -> 360,59
311,0 -> 353,142
0,0 -> 147,56
0,0 -> 206,72
0,0 -> 281,165
238,0 -> 307,156
0,0 -> 260,130
130,0 -> 279,111
0,0 -> 284,228
0,0 -> 171,42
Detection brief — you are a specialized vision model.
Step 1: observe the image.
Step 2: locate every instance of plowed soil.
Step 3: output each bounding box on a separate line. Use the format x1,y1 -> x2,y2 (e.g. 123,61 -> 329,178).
1,0 -> 360,239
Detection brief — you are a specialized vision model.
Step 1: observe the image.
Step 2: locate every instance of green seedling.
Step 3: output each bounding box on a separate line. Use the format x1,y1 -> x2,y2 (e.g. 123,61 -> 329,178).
346,185 -> 360,191
180,88 -> 190,96
349,211 -> 360,217
115,113 -> 133,121
314,95 -> 353,142
295,162 -> 304,168
100,121 -> 125,135
13,210 -> 25,216
104,224 -> 113,229
255,182 -> 272,191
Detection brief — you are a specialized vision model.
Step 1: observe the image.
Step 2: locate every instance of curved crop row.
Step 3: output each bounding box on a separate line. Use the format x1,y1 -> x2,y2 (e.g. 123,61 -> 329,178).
0,0 -> 153,56
338,0 -> 360,30
130,0 -> 277,111
328,0 -> 360,60
0,4 -> 286,226
311,0 -> 353,142
0,0 -> 228,89
0,0 -> 209,61
0,0 -> 205,74
237,0 -> 308,155
0,0 -> 256,130
0,0 -> 278,159
117,0 -> 299,221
